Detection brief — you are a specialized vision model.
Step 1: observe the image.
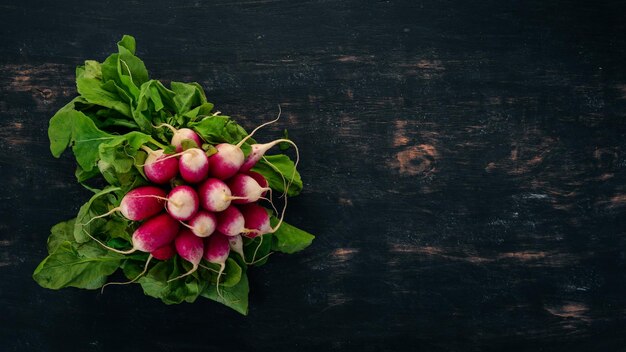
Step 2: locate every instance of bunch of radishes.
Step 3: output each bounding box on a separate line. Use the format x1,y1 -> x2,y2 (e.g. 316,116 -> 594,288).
86,123 -> 297,297
31,35 -> 313,312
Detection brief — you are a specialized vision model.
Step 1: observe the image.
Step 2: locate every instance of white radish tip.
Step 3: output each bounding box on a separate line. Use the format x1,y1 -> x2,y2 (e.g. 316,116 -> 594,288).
166,186 -> 199,221
172,128 -> 202,152
187,212 -> 217,237
199,179 -> 233,212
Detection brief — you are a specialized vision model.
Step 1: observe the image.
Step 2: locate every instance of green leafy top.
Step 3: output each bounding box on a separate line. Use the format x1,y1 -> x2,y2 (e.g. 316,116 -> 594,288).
34,35 -> 314,314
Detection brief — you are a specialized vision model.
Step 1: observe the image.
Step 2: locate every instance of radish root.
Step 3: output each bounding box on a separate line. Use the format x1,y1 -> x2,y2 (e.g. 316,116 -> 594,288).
215,262 -> 226,301
199,263 -> 221,273
236,105 -> 282,148
153,123 -> 178,133
248,252 -> 273,265
166,264 -> 198,283
127,194 -> 182,208
82,229 -> 136,255
136,150 -> 193,167
249,235 -> 265,264
100,255 -> 153,293
79,207 -> 120,226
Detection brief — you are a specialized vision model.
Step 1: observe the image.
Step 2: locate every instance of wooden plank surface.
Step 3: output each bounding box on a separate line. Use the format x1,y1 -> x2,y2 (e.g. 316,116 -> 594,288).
1,0 -> 625,351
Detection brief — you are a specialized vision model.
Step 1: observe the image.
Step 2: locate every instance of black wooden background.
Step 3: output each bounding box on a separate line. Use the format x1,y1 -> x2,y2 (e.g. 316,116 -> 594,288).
1,1 -> 626,351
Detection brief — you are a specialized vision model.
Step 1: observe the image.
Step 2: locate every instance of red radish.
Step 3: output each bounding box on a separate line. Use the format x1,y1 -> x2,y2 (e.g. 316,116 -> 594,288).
238,204 -> 276,264
203,232 -> 230,299
101,225 -> 177,291
198,178 -> 245,212
239,201 -> 288,267
244,154 -> 294,238
81,186 -> 166,225
203,233 -> 230,262
119,186 -> 167,220
185,211 -> 217,237
179,147 -> 209,183
240,203 -> 272,238
246,171 -> 269,197
171,128 -> 202,152
239,190 -> 289,265
227,173 -> 271,204
129,213 -> 180,253
168,229 -> 204,282
207,111 -> 283,180
236,106 -> 298,173
142,147 -> 179,184
240,139 -> 299,173
216,205 -> 251,237
152,243 -> 176,260
166,185 -> 199,221
208,143 -> 244,180
155,123 -> 203,152
86,213 -> 180,254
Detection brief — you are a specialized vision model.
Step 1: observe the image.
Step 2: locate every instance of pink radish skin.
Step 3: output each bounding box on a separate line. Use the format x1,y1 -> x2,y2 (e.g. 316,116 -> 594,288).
207,110 -> 288,179
179,148 -> 209,183
204,232 -> 230,299
144,149 -> 179,184
82,186 -> 166,225
208,143 -> 244,180
228,173 -> 270,204
171,128 -> 202,152
168,229 -> 204,282
198,178 -> 240,212
216,205 -> 247,237
131,213 -> 180,253
204,232 -> 230,263
152,243 -> 175,260
119,186 -> 167,220
246,171 -> 269,197
240,203 -> 272,238
187,211 -> 217,237
166,185 -> 199,221
84,213 -> 179,255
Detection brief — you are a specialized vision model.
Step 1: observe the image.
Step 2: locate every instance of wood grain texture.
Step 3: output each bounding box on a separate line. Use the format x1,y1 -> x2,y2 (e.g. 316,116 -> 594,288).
1,0 -> 626,351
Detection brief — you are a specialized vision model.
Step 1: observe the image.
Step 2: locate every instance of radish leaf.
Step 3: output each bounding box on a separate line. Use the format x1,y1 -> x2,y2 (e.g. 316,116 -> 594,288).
270,217 -> 314,254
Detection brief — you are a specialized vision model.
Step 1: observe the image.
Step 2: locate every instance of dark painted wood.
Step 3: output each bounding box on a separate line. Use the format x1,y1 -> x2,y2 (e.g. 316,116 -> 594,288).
1,0 -> 626,351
